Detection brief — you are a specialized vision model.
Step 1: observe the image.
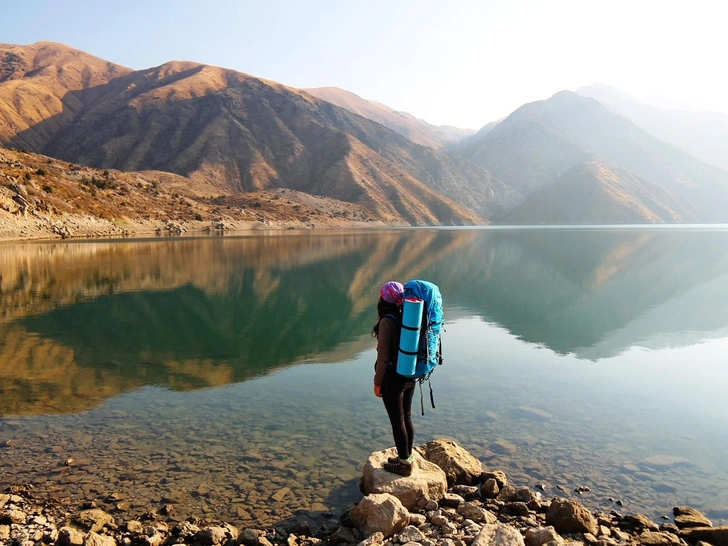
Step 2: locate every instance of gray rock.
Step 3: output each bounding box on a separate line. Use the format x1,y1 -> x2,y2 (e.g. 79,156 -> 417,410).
673,506 -> 712,529
398,526 -> 426,543
362,449 -> 447,510
481,472 -> 508,489
481,479 -> 500,500
545,499 -> 598,535
441,493 -> 465,508
83,532 -> 116,546
452,486 -> 480,500
177,521 -> 201,540
425,500 -> 439,511
679,526 -> 728,546
524,527 -> 565,546
635,531 -> 681,545
472,523 -> 526,546
329,526 -> 357,546
623,514 -> 660,532
503,503 -> 530,517
57,526 -> 86,546
496,485 -> 519,503
145,534 -> 164,546
197,525 -> 238,546
457,502 -> 496,524
416,440 -> 484,486
350,494 -> 410,538
75,510 -> 113,533
357,531 -> 385,546
441,521 -> 458,536
463,519 -> 483,534
126,521 -> 144,534
2,509 -> 26,524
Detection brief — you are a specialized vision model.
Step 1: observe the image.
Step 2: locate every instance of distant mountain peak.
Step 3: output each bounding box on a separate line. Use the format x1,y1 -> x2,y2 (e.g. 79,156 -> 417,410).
303,86 -> 475,148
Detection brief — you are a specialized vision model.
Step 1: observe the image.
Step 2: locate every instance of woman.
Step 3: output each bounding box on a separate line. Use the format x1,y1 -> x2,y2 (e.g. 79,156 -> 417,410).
372,281 -> 416,477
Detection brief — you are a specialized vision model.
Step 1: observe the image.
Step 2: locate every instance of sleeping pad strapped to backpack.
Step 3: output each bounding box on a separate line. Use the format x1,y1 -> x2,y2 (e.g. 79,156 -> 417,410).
396,279 -> 444,413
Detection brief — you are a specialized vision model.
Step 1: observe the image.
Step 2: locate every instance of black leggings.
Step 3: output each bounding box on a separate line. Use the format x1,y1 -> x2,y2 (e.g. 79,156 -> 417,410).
382,371 -> 416,459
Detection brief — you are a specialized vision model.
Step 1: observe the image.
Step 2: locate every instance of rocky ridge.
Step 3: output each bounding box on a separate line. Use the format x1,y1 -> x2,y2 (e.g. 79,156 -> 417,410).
2,439 -> 726,546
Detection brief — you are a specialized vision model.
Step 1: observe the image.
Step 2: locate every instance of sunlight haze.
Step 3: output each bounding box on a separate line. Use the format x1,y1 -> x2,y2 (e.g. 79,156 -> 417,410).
3,0 -> 727,128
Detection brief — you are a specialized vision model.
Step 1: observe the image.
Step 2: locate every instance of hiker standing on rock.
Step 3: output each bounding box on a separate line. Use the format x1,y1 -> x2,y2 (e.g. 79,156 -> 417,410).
372,281 -> 416,477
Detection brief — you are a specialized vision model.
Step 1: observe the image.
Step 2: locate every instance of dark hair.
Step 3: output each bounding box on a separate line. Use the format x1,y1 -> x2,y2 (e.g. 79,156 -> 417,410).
371,297 -> 402,337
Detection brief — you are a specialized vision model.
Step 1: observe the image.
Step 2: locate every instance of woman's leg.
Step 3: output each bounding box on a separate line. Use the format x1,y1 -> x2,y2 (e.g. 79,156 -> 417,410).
402,381 -> 415,457
382,374 -> 410,460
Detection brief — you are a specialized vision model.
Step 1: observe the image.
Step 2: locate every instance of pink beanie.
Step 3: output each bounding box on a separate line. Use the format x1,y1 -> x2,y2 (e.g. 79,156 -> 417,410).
380,281 -> 404,305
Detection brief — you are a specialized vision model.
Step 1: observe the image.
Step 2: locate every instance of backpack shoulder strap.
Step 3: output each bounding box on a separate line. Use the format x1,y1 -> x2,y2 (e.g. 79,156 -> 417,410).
382,313 -> 400,324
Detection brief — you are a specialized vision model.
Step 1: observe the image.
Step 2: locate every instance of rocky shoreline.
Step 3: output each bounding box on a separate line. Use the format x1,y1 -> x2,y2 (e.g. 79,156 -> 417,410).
2,440 -> 726,546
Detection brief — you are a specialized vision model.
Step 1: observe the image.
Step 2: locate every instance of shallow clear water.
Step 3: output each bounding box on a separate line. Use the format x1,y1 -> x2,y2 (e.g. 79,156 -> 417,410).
1,228 -> 727,526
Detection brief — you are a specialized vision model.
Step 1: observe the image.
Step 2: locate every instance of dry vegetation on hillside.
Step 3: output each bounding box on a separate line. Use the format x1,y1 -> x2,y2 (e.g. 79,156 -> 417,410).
0,147 -> 382,241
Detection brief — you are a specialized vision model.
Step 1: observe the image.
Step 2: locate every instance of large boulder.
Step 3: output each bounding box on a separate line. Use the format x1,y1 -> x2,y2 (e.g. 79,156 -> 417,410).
416,439 -> 484,486
545,499 -> 598,535
361,448 -> 447,509
673,507 -> 712,529
679,526 -> 728,546
472,523 -> 526,546
349,494 -> 409,538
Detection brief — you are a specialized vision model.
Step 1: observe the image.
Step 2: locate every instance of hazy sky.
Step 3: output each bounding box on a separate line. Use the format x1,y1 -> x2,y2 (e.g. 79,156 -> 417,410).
3,0 -> 727,128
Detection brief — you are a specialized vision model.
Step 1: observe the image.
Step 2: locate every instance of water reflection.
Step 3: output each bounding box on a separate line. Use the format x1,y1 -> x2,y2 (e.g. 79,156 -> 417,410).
1,228 -> 727,417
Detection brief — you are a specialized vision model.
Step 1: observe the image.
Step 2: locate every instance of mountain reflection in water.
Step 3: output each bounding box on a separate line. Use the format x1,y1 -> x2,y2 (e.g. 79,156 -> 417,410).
1,227 -> 727,417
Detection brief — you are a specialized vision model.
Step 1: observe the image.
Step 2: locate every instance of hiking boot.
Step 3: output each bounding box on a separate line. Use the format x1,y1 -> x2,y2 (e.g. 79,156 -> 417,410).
383,458 -> 413,477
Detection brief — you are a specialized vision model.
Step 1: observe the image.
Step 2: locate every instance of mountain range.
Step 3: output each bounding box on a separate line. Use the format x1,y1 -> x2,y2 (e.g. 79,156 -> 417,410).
577,83 -> 728,173
2,41 -> 728,229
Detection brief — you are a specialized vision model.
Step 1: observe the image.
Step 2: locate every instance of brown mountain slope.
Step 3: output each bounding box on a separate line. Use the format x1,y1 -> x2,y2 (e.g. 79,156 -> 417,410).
499,160 -> 693,224
0,42 -> 132,150
304,86 -> 475,148
1,42 -> 513,225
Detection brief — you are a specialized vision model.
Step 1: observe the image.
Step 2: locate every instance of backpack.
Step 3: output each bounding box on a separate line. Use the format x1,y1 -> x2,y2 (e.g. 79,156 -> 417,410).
397,279 -> 444,413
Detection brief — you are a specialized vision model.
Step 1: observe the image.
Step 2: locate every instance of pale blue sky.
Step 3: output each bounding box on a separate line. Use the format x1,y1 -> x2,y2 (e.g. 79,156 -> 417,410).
3,0 -> 727,128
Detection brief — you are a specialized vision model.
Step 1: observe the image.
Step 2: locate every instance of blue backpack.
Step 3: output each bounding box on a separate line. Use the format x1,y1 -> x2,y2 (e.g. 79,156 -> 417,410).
399,280 -> 444,413
401,279 -> 444,379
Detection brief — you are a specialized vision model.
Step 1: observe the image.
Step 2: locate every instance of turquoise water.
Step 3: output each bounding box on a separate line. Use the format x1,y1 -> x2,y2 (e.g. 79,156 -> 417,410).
1,228 -> 727,525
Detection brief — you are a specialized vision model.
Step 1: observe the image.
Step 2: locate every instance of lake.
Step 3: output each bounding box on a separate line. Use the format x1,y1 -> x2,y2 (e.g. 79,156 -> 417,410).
1,227 -> 727,527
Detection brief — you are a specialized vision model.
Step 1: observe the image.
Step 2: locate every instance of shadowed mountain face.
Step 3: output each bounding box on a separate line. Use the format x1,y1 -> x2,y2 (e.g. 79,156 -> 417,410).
3,229 -> 728,416
0,42 -> 517,224
578,83 -> 728,173
456,91 -> 728,223
0,42 -> 132,149
501,160 -> 690,224
303,86 -> 475,148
